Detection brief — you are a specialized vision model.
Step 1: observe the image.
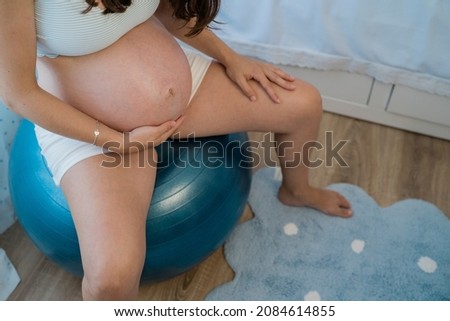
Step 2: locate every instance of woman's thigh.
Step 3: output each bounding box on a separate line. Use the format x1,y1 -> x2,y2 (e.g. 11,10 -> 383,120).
177,62 -> 322,138
60,149 -> 158,280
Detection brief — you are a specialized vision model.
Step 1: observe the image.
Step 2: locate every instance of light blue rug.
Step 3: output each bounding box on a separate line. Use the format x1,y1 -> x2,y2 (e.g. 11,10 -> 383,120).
206,167 -> 450,301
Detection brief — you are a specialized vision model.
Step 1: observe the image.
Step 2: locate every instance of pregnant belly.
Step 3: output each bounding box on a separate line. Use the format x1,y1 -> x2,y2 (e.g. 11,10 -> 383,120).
36,17 -> 192,132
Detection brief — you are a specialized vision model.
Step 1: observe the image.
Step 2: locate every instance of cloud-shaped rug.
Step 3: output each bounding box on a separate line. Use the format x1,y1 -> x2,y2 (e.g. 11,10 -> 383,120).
206,167 -> 450,301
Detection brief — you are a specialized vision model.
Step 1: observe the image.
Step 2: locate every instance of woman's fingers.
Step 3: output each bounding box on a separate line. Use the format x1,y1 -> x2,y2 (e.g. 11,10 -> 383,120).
235,64 -> 296,104
256,66 -> 297,103
252,72 -> 282,104
235,75 -> 258,102
269,67 -> 296,90
151,115 -> 185,146
123,115 -> 186,153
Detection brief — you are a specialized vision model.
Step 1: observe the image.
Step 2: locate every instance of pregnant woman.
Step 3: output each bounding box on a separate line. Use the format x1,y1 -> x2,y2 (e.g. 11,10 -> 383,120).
0,0 -> 352,300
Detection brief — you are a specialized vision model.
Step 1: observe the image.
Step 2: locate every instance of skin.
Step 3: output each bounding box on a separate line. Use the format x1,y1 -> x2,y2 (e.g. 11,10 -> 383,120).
0,0 -> 352,300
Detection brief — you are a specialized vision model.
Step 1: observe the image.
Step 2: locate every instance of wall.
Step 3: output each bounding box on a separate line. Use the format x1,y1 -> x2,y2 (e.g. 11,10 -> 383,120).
0,100 -> 21,234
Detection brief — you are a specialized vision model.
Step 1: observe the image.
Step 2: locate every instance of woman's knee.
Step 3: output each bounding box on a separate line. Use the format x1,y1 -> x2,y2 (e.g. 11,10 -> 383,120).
82,254 -> 144,300
287,79 -> 323,124
299,80 -> 322,112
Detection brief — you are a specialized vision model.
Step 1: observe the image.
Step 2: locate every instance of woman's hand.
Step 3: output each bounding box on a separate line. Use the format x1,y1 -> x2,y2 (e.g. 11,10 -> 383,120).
167,20 -> 295,104
223,54 -> 297,104
106,115 -> 186,154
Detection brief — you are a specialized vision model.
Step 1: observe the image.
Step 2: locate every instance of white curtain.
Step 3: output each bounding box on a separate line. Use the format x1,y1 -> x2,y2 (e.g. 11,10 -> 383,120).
0,100 -> 20,234
0,99 -> 21,300
216,0 -> 450,98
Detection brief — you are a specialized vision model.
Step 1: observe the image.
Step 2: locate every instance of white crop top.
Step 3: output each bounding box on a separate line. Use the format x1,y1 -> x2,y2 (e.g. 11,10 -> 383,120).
35,0 -> 160,57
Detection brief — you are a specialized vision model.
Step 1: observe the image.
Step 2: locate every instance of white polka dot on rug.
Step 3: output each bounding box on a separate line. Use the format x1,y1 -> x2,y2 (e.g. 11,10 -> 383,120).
283,223 -> 298,236
304,291 -> 321,301
417,256 -> 437,273
351,239 -> 365,254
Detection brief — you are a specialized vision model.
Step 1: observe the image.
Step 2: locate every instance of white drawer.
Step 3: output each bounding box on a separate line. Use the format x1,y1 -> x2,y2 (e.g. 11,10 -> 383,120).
388,85 -> 450,127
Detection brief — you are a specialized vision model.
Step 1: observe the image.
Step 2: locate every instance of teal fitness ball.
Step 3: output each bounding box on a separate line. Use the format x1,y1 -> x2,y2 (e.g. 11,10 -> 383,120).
9,120 -> 252,282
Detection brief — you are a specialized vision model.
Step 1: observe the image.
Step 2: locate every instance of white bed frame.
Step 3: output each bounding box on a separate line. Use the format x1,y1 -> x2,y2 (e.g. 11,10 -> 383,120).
284,66 -> 450,140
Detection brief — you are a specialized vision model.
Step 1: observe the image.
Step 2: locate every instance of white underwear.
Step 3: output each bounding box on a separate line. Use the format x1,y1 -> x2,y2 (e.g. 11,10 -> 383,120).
35,49 -> 212,185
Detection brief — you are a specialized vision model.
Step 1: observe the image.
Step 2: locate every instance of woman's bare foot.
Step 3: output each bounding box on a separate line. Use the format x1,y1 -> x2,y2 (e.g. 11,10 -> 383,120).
278,185 -> 353,218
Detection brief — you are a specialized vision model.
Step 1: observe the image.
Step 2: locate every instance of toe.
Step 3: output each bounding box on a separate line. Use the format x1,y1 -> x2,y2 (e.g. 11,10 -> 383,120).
332,192 -> 353,218
338,194 -> 351,209
337,206 -> 353,218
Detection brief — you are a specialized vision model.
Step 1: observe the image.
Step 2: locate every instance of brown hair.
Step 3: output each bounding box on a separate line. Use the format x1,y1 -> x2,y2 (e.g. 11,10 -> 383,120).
84,0 -> 221,36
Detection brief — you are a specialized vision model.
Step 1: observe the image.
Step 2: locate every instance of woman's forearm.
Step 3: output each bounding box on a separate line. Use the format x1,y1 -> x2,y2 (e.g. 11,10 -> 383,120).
6,85 -> 122,148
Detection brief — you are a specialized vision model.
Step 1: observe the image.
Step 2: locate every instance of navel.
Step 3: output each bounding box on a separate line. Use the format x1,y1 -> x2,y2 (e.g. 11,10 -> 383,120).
167,88 -> 176,98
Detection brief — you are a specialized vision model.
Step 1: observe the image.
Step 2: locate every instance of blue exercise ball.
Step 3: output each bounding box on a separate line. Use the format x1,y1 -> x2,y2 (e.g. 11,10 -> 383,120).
9,120 -> 252,282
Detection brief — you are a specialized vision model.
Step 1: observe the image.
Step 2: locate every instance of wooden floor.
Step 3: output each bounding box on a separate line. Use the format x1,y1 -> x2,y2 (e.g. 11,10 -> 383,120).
1,112 -> 449,301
